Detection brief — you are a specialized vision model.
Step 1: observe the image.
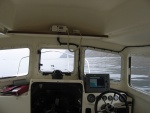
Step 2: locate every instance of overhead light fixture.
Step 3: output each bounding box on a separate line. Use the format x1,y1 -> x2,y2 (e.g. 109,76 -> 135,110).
0,26 -> 8,35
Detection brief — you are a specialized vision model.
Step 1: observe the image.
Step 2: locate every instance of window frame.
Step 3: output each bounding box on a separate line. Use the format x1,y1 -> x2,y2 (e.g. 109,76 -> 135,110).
0,47 -> 30,81
83,48 -> 123,82
38,47 -> 78,76
129,54 -> 150,94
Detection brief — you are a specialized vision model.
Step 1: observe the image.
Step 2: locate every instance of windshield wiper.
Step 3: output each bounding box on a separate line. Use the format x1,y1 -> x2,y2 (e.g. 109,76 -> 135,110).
0,76 -> 17,79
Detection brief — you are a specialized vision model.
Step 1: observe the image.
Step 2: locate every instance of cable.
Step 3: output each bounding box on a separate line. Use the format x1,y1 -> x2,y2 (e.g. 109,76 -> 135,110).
57,37 -> 119,53
58,37 -> 150,53
67,29 -> 83,52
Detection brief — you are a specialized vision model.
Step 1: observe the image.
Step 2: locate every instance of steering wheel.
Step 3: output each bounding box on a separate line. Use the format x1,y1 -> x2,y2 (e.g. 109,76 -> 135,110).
52,70 -> 63,79
94,90 -> 129,113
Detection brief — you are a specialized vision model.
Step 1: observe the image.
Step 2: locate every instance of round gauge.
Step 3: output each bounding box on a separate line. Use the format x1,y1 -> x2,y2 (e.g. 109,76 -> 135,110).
114,95 -> 119,101
108,95 -> 113,101
102,95 -> 107,101
119,94 -> 127,102
87,94 -> 95,103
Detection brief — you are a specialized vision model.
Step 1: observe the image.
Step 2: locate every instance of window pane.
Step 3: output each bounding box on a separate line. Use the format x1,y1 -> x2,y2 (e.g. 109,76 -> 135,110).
0,48 -> 29,78
131,55 -> 150,93
84,50 -> 121,81
40,49 -> 74,72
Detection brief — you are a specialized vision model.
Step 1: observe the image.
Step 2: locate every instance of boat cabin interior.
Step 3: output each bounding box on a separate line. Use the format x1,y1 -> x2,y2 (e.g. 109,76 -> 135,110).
0,0 -> 150,113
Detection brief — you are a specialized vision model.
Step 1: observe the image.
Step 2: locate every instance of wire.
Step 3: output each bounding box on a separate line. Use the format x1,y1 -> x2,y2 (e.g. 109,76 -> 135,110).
58,36 -> 150,53
57,37 -> 119,53
67,29 -> 83,52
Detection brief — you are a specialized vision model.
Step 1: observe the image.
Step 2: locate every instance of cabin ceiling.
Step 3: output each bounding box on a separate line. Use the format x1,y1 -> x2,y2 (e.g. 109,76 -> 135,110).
0,0 -> 150,46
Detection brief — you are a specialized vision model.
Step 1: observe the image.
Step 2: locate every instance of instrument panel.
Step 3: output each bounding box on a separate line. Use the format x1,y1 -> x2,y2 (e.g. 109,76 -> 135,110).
83,74 -> 133,113
87,93 -> 127,103
84,92 -> 132,113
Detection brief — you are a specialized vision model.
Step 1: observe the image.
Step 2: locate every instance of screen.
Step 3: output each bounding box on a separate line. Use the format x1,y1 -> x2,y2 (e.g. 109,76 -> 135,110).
90,78 -> 105,88
84,74 -> 110,93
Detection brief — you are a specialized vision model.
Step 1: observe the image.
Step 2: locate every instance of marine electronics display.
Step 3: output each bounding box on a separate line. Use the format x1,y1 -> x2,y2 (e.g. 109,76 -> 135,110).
85,74 -> 110,93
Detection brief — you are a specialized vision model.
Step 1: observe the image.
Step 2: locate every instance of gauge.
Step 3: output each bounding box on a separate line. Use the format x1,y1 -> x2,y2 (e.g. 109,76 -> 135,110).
102,95 -> 107,101
119,94 -> 127,102
114,94 -> 119,101
108,95 -> 113,101
87,94 -> 95,103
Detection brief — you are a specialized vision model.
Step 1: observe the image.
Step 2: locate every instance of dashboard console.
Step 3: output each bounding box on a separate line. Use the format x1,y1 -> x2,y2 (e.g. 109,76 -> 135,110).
30,76 -> 133,113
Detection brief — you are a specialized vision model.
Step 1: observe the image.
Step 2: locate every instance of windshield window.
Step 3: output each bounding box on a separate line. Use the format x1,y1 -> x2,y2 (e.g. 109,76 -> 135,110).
40,49 -> 74,73
0,48 -> 29,78
84,49 -> 121,81
130,55 -> 150,93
